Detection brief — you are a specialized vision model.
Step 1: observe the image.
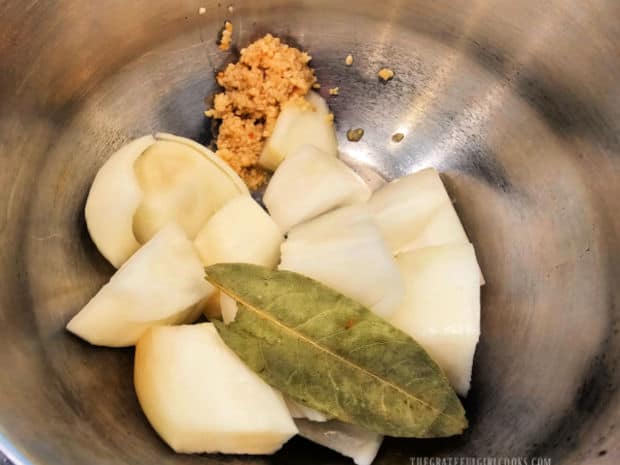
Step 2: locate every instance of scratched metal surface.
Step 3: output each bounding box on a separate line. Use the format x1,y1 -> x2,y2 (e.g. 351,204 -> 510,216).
0,0 -> 619,465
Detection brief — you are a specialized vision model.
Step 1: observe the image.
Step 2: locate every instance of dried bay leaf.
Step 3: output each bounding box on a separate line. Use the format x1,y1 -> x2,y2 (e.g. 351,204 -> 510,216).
205,263 -> 467,438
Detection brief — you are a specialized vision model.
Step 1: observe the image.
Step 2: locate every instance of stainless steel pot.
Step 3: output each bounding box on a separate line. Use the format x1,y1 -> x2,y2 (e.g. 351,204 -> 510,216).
0,0 -> 618,464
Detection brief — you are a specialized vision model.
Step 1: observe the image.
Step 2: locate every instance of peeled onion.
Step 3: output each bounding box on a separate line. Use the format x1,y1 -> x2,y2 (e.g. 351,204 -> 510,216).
259,93 -> 337,171
133,134 -> 248,243
219,294 -> 239,325
84,133 -> 247,268
369,167 -> 484,284
388,242 -> 481,396
295,419 -> 383,465
264,145 -> 370,232
66,224 -> 214,347
134,323 -> 298,454
194,195 -> 283,268
285,398 -> 330,422
84,135 -> 155,268
305,91 -> 331,115
368,167 -> 468,253
280,205 -> 404,317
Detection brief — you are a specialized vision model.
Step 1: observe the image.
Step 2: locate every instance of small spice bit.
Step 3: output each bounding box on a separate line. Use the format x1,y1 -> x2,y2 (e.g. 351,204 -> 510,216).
347,128 -> 365,142
325,113 -> 335,124
219,21 -> 233,51
345,54 -> 354,66
228,4 -> 234,13
329,87 -> 340,96
198,7 -> 206,14
392,132 -> 405,143
378,68 -> 395,81
312,82 -> 321,89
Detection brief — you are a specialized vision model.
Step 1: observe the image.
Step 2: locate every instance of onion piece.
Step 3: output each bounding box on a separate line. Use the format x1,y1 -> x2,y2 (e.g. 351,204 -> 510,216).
84,133 -> 247,268
194,195 -> 283,268
388,242 -> 481,396
285,398 -> 330,422
134,323 -> 297,454
264,145 -> 370,232
66,224 -> 214,347
368,167 -> 484,284
280,205 -> 404,317
84,135 -> 155,268
220,294 -> 239,325
368,167 -> 468,252
194,195 -> 283,321
133,136 -> 247,243
305,90 -> 331,115
259,93 -> 337,171
295,419 -> 383,465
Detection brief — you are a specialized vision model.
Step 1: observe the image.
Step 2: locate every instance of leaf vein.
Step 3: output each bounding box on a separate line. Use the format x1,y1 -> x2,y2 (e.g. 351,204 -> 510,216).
213,284 -> 456,423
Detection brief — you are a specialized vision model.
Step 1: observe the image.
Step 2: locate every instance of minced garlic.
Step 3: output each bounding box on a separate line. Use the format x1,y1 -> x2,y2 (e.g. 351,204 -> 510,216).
378,68 -> 394,81
219,21 -> 233,51
205,34 -> 317,188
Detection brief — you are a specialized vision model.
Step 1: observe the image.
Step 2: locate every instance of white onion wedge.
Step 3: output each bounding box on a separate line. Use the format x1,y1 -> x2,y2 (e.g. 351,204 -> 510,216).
259,93 -> 337,171
305,91 -> 331,115
368,167 -> 468,253
195,195 -> 282,322
280,205 -> 404,317
133,136 -> 248,243
263,145 -> 371,232
285,398 -> 330,422
66,224 -> 214,347
261,104 -> 306,170
85,133 -> 247,268
369,167 -> 484,284
295,419 -> 383,465
134,323 -> 298,454
282,203 -> 370,243
155,133 -> 247,193
194,195 -> 283,268
219,293 -> 239,324
84,135 -> 155,268
388,243 -> 480,396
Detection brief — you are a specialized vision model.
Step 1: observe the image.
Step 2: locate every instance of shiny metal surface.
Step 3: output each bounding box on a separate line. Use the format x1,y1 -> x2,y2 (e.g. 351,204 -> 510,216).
0,0 -> 619,464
